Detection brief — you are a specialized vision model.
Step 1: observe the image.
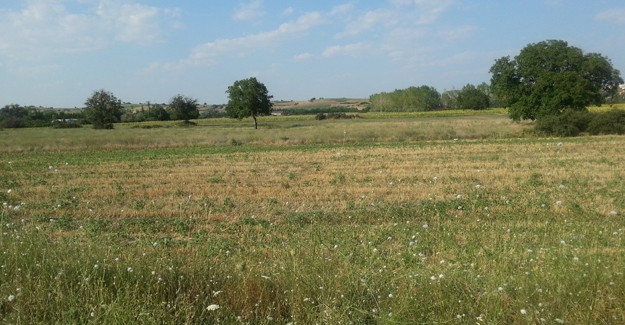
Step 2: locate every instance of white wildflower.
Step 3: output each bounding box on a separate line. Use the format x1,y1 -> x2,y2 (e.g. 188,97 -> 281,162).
520,309 -> 527,315
206,304 -> 220,311
7,295 -> 15,302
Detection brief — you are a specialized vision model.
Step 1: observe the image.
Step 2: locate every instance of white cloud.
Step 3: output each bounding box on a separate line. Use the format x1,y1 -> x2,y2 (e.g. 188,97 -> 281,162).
336,9 -> 395,38
322,42 -> 371,58
0,0 -> 179,60
152,12 -> 326,70
97,1 -> 178,45
596,8 -> 625,25
282,7 -> 295,16
330,3 -> 355,17
233,0 -> 265,22
293,53 -> 314,62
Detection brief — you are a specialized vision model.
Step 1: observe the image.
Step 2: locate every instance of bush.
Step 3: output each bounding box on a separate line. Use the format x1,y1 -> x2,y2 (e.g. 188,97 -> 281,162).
587,109 -> 625,135
534,110 -> 592,137
51,119 -> 82,128
535,109 -> 625,137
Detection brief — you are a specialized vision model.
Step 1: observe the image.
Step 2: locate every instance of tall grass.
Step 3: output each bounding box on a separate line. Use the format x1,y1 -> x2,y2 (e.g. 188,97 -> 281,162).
0,112 -> 528,153
2,132 -> 625,323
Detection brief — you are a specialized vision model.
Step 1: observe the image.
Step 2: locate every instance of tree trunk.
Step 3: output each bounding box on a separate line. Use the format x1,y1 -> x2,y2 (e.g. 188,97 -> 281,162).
253,115 -> 258,129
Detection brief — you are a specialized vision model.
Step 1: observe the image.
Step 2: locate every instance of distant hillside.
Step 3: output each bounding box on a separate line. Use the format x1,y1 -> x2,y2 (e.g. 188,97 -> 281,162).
273,98 -> 369,112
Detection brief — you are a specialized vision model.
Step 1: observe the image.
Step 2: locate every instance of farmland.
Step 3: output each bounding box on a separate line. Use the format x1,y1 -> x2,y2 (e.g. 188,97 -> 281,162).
1,111 -> 625,324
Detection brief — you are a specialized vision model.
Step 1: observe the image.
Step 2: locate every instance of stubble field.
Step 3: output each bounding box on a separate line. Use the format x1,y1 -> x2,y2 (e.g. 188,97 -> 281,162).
1,113 -> 624,324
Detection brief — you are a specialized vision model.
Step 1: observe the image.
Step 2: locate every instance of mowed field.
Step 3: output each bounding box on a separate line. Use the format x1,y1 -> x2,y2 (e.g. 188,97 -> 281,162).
1,112 -> 625,324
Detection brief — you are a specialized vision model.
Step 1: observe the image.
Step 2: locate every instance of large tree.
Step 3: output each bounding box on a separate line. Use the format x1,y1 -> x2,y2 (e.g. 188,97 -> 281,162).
84,89 -> 123,129
168,94 -> 199,122
225,77 -> 273,129
490,40 -> 623,121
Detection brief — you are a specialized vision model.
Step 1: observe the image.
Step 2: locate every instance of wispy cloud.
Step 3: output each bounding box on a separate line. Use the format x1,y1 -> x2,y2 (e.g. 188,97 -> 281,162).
0,0 -> 179,60
151,12 -> 326,70
322,42 -> 371,58
336,9 -> 396,38
596,8 -> 625,24
232,0 -> 265,21
293,53 -> 314,62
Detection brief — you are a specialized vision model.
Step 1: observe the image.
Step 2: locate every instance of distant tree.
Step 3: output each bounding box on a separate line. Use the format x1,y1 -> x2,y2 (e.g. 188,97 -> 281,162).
456,84 -> 490,110
441,89 -> 460,109
84,90 -> 123,129
490,40 -> 623,120
168,94 -> 199,122
226,77 -> 273,129
147,104 -> 170,121
0,104 -> 28,128
369,85 -> 441,111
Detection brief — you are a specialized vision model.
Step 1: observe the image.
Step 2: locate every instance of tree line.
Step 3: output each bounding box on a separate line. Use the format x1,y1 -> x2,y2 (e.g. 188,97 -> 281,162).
2,39 -> 624,131
368,83 -> 493,112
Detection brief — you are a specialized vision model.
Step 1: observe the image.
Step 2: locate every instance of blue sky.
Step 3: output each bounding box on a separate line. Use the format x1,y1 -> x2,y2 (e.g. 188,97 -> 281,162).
1,0 -> 624,108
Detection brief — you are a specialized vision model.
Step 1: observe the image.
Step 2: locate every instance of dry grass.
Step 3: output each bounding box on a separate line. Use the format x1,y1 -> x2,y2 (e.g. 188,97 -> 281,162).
1,120 -> 625,323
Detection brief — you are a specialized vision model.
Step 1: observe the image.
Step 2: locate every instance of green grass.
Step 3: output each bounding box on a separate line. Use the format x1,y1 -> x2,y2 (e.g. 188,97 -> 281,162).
1,110 -> 625,324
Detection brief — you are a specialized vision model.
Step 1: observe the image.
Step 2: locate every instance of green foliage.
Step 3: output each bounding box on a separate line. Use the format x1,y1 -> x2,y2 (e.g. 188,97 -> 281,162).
168,95 -> 199,122
226,77 -> 273,129
456,84 -> 490,110
535,108 -> 625,136
0,104 -> 28,128
369,85 -> 441,112
84,89 -> 123,129
534,109 -> 592,136
441,89 -> 460,109
490,40 -> 623,120
587,109 -> 625,135
315,112 -> 360,120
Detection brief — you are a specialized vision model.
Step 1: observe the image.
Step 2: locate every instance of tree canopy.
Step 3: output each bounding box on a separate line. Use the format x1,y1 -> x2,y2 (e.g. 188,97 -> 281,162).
84,90 -> 123,129
490,40 -> 623,120
369,85 -> 441,112
456,84 -> 490,110
225,77 -> 273,129
168,94 -> 199,122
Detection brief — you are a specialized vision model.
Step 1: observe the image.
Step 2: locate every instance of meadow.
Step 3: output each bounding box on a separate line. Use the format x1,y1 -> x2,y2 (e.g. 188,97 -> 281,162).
1,111 -> 624,324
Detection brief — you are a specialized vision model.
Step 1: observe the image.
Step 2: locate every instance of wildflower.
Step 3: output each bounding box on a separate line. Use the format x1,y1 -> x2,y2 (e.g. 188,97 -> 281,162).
475,184 -> 481,189
6,189 -> 11,194
555,200 -> 563,205
127,267 -> 133,273
555,318 -> 564,324
206,304 -> 220,311
520,309 -> 527,315
609,210 -> 618,216
7,295 -> 15,302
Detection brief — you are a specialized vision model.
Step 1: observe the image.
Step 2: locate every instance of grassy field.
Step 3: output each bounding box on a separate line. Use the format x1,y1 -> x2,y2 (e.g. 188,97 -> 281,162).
1,111 -> 625,324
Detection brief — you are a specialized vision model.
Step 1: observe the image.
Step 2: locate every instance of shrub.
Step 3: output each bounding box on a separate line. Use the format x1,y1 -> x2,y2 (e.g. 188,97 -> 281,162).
534,110 -> 592,136
587,109 -> 625,135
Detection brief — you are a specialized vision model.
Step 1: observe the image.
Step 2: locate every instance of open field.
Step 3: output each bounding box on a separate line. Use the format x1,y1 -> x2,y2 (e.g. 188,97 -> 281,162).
1,113 -> 625,324
0,110 -> 521,153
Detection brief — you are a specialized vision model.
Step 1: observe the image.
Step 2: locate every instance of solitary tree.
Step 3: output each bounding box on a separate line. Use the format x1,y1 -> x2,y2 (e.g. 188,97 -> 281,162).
225,77 -> 273,129
0,104 -> 28,128
490,40 -> 623,120
84,89 -> 123,129
168,94 -> 199,123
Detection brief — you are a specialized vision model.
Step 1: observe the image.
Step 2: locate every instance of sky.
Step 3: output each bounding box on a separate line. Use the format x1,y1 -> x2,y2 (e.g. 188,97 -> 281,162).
1,0 -> 625,108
